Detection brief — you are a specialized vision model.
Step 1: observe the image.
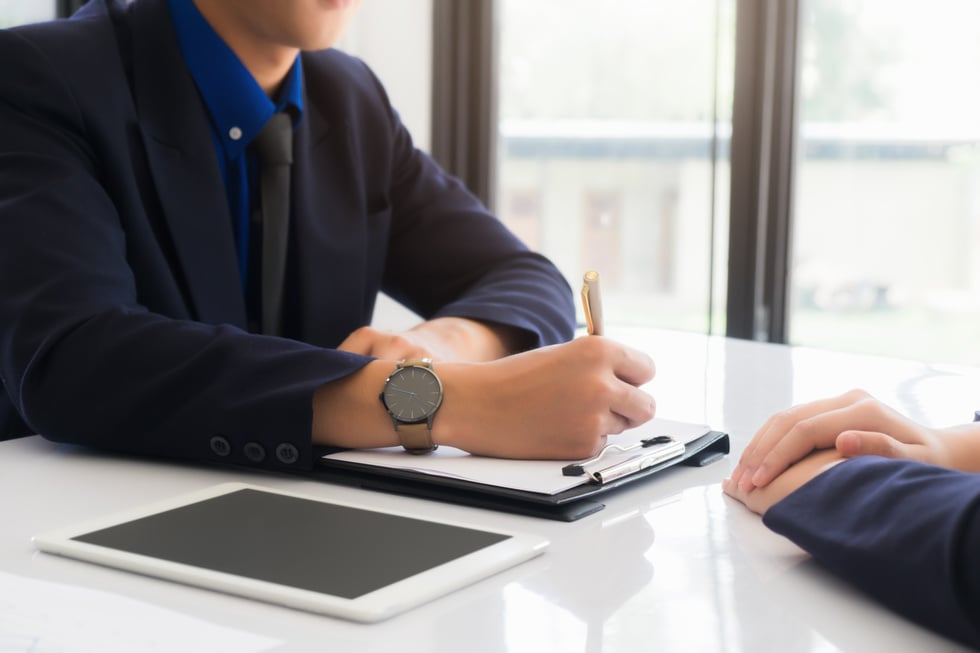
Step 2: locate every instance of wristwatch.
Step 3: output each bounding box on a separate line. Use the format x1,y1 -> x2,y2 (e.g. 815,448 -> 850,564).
380,358 -> 443,454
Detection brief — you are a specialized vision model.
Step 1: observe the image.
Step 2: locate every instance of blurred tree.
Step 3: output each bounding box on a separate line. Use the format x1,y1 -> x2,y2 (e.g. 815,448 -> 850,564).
799,0 -> 896,122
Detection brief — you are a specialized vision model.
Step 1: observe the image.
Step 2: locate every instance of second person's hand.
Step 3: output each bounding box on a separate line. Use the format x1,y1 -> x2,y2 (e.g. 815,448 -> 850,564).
730,389 -> 952,491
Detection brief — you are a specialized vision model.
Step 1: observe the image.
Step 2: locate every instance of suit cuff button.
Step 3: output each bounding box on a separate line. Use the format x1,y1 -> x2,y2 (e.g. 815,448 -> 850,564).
209,435 -> 231,457
275,443 -> 299,465
244,442 -> 267,463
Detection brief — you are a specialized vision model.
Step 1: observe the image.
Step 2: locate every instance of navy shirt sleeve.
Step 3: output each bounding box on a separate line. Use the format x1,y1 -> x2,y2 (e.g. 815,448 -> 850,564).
764,456 -> 980,648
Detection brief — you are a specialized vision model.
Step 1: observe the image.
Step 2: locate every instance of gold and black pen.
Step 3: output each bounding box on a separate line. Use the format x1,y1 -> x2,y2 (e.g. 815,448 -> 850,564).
581,270 -> 604,336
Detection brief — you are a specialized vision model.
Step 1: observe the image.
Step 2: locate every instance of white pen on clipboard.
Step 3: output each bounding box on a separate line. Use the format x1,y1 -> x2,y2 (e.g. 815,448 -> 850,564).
561,435 -> 686,485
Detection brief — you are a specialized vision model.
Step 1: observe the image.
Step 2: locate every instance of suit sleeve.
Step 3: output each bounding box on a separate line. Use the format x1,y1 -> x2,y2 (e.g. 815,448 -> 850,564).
764,457 -> 980,648
0,27 -> 368,468
347,58 -> 575,348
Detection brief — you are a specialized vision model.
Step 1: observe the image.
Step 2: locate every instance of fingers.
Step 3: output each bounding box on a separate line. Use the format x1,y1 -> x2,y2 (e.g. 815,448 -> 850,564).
721,477 -> 752,508
726,449 -> 847,515
737,390 -> 931,490
337,327 -> 391,357
592,339 -> 656,431
743,409 -> 851,489
721,478 -> 771,515
337,327 -> 435,360
732,390 -> 872,490
613,342 -> 656,386
610,389 -> 656,432
836,430 -> 910,460
721,477 -> 767,515
739,390 -> 869,465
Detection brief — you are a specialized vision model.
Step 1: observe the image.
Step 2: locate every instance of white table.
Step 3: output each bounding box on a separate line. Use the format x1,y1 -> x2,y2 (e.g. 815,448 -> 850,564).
3,327 -> 978,652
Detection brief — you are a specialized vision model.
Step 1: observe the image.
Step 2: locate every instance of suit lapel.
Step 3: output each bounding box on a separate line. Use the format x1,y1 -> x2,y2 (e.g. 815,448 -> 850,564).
126,0 -> 246,327
290,81 -> 373,345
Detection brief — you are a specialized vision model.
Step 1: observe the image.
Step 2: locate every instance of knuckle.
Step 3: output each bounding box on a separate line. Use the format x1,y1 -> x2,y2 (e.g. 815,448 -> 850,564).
791,417 -> 818,439
857,397 -> 887,419
579,412 -> 606,437
348,325 -> 373,339
585,374 -> 618,400
386,333 -> 409,347
575,335 -> 609,361
843,388 -> 871,403
769,409 -> 797,431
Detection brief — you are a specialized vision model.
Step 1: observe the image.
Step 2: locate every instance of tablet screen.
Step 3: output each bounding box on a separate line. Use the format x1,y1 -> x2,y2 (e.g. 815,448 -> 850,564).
70,488 -> 510,599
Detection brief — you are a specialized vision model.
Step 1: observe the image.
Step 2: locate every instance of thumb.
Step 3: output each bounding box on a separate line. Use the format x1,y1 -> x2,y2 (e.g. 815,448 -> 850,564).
836,430 -> 907,459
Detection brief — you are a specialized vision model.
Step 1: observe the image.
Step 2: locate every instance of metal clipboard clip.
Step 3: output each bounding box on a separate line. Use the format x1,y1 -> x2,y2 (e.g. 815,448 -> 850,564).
561,435 -> 686,485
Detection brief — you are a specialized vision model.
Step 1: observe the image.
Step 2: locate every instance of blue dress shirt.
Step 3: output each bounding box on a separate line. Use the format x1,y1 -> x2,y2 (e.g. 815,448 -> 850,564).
165,0 -> 304,291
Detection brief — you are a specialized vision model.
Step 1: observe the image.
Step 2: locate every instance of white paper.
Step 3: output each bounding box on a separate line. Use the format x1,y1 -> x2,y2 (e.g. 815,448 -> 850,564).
0,571 -> 282,653
323,418 -> 711,495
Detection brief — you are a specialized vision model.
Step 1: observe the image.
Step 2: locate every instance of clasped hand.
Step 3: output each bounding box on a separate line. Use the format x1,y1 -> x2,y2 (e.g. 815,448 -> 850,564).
723,389 -> 972,514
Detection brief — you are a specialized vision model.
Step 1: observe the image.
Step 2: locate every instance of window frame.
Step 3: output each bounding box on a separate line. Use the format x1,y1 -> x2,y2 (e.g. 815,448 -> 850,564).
57,0 -> 84,18
433,0 -> 804,344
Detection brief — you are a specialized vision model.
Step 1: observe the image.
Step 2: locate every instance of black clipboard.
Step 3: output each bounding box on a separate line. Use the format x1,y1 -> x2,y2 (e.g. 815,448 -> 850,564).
310,430 -> 729,522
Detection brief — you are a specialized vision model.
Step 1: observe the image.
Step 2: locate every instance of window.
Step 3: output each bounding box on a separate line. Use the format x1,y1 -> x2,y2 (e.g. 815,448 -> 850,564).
0,1 -> 55,27
790,0 -> 980,364
495,0 -> 736,333
491,0 -> 980,365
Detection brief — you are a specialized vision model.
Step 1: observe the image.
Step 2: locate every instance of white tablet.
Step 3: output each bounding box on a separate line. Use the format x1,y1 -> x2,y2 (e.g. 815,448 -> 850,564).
33,482 -> 549,623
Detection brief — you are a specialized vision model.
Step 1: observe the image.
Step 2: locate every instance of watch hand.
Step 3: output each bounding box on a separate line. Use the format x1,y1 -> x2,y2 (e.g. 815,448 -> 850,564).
390,387 -> 417,397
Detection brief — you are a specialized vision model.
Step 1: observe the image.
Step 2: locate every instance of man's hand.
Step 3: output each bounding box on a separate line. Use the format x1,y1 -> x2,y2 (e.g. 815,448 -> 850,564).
338,318 -> 530,362
436,335 -> 656,459
315,334 -> 657,460
338,326 -> 444,361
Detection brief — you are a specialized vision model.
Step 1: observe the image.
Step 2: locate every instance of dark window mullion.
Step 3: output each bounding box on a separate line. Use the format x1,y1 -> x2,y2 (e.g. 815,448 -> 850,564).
57,0 -> 85,18
431,0 -> 498,211
727,0 -> 801,342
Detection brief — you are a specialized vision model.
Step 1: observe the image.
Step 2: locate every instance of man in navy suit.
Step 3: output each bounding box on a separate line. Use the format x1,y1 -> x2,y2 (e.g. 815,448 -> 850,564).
725,390 -> 980,648
0,0 -> 656,469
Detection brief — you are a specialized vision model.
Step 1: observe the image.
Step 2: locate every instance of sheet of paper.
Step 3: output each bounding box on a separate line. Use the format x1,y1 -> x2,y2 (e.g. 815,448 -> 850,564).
323,418 -> 711,495
0,571 -> 282,653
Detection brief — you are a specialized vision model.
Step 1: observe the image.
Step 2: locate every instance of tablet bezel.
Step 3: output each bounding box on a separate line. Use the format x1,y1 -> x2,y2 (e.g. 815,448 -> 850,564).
32,482 -> 549,622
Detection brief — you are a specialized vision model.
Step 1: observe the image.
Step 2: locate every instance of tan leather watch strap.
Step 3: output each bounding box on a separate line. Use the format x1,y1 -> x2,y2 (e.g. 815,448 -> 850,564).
397,421 -> 436,454
382,358 -> 441,454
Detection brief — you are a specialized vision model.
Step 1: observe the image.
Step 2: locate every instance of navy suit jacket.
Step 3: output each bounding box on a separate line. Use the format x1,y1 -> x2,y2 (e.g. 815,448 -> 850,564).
0,0 -> 574,469
766,457 -> 980,648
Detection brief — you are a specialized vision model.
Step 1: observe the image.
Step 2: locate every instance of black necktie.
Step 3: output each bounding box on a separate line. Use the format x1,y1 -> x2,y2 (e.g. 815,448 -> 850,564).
252,113 -> 293,336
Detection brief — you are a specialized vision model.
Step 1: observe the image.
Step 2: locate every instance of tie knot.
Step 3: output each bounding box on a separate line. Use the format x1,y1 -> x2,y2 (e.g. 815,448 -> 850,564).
253,113 -> 293,166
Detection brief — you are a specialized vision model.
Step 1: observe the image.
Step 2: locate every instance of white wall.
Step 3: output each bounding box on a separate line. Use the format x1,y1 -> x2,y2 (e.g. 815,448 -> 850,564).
337,0 -> 433,329
338,0 -> 433,153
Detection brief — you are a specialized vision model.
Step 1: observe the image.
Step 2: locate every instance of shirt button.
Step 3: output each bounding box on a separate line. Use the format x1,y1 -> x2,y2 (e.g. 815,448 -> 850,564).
229,126 -> 243,141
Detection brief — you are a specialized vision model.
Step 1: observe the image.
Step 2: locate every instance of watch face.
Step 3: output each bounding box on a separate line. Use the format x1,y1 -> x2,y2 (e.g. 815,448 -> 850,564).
382,366 -> 443,424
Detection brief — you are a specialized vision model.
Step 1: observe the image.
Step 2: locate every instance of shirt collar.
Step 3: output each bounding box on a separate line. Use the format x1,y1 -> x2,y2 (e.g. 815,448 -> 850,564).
166,0 -> 304,160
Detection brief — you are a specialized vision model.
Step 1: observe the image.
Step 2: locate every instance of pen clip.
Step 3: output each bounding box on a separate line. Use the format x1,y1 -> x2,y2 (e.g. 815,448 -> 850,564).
561,435 -> 675,477
588,439 -> 685,485
582,286 -> 595,335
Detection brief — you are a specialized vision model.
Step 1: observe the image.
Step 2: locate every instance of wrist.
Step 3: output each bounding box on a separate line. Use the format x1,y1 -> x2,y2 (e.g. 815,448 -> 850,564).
425,361 -> 480,451
380,358 -> 442,453
311,360 -> 397,448
938,423 -> 980,472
